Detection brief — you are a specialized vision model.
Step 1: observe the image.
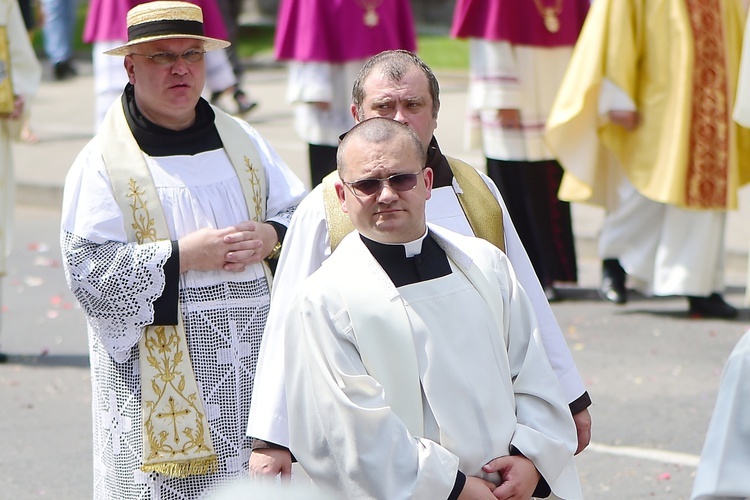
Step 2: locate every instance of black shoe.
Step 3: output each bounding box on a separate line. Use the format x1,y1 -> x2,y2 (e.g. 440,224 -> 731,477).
688,293 -> 738,319
599,258 -> 627,304
234,89 -> 258,114
53,60 -> 77,81
0,352 -> 8,363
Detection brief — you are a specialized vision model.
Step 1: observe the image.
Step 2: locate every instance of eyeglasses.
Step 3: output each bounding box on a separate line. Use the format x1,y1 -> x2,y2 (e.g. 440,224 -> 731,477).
343,170 -> 423,198
129,49 -> 206,65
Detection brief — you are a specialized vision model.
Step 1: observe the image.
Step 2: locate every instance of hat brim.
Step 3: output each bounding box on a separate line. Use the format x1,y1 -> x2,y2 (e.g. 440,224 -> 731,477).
104,35 -> 230,56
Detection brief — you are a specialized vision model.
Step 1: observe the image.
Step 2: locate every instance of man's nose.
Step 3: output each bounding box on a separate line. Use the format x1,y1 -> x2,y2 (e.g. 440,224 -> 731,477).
393,106 -> 408,124
171,58 -> 189,75
377,181 -> 400,202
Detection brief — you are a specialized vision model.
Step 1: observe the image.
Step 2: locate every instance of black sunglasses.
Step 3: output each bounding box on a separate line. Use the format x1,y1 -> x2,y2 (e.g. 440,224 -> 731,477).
343,170 -> 423,198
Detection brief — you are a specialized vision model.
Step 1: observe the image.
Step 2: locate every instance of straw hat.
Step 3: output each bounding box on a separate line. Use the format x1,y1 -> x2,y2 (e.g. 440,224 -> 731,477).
104,1 -> 230,56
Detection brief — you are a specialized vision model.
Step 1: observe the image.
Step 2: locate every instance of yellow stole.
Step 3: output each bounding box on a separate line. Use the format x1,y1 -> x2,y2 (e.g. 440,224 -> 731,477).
99,101 -> 267,477
0,26 -> 13,114
322,156 -> 505,252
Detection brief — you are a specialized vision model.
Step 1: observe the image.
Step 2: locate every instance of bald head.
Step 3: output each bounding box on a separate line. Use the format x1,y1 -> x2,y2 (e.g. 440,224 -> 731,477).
337,117 -> 426,177
335,117 -> 433,244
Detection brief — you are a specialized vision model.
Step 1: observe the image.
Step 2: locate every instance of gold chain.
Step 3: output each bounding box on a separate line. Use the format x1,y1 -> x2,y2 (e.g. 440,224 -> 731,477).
532,0 -> 564,33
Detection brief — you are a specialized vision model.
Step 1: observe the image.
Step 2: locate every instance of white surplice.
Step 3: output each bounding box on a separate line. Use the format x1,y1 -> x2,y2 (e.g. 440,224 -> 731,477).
286,61 -> 361,146
61,116 -> 306,499
0,0 -> 42,275
466,40 -> 573,161
248,172 -> 586,449
692,330 -> 750,500
284,226 -> 581,499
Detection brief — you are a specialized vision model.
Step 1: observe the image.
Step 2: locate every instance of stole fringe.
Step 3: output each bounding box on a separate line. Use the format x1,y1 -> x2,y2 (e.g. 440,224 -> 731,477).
141,455 -> 219,478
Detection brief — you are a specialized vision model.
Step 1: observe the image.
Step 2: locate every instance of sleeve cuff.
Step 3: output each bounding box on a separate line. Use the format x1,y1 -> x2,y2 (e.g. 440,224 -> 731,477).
250,439 -> 296,462
509,446 -> 551,498
150,240 -> 179,325
447,470 -> 466,500
569,391 -> 592,415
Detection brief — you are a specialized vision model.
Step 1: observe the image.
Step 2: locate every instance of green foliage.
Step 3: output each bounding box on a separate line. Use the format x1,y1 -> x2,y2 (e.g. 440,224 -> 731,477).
235,25 -> 277,59
415,35 -> 469,70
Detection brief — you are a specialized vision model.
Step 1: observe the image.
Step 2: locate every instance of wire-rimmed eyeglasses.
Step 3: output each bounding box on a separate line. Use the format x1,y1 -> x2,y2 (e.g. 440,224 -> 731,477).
343,170 -> 424,198
129,49 -> 206,66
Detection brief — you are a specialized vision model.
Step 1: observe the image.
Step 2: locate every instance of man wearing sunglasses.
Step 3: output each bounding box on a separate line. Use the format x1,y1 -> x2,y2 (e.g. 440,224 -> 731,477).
282,117 -> 581,499
248,50 -> 592,476
59,2 -> 306,498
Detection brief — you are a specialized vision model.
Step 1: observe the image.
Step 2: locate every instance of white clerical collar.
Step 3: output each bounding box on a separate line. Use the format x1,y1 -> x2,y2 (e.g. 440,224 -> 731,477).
379,228 -> 429,258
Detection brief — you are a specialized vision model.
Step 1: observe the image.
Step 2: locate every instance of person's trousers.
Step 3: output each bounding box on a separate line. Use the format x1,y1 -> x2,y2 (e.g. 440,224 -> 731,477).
599,176 -> 726,297
308,144 -> 338,188
41,0 -> 78,64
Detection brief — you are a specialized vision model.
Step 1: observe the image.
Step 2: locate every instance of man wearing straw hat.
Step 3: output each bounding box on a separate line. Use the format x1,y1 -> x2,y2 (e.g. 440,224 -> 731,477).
59,2 -> 306,498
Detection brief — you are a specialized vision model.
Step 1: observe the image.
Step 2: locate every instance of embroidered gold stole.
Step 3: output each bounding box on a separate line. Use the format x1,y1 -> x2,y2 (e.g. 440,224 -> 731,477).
99,102 -> 267,477
322,156 -> 505,252
0,26 -> 13,114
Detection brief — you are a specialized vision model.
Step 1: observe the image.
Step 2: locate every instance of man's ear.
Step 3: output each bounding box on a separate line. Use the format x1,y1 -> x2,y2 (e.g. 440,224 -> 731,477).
124,57 -> 136,84
423,167 -> 434,201
350,104 -> 360,123
335,182 -> 349,213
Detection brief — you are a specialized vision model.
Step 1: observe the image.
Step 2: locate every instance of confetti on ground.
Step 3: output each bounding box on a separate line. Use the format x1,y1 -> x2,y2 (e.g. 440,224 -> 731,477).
658,472 -> 671,481
24,276 -> 44,287
33,256 -> 59,267
50,295 -> 63,305
46,310 -> 59,319
26,242 -> 50,252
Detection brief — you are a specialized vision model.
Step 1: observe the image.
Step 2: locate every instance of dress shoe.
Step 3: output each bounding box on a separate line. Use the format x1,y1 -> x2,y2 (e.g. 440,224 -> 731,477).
0,352 -> 8,363
599,258 -> 627,304
233,89 -> 258,114
210,86 -> 258,115
53,60 -> 77,81
688,293 -> 738,319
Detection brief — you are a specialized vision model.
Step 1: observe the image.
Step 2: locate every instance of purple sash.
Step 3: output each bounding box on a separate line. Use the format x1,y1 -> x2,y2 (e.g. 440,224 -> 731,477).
275,0 -> 417,63
451,0 -> 590,47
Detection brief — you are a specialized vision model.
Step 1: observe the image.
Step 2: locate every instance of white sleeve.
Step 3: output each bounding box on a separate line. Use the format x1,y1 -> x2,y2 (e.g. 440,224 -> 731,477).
286,61 -> 335,104
60,142 -> 171,363
481,172 -> 587,405
235,119 -> 308,224
247,187 -> 330,445
734,16 -> 750,127
8,0 -> 42,97
598,77 -> 637,116
498,254 -> 581,498
692,330 -> 750,500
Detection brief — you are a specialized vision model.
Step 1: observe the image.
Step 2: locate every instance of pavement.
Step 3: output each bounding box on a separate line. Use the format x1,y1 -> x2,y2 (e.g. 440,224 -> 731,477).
3,59 -> 750,499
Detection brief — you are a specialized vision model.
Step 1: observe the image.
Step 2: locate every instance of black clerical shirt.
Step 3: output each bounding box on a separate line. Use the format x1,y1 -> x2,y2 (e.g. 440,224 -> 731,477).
359,230 -> 452,287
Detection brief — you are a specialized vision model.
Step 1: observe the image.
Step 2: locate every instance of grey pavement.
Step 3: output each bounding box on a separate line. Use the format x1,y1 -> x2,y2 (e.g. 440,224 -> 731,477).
2,59 -> 750,499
